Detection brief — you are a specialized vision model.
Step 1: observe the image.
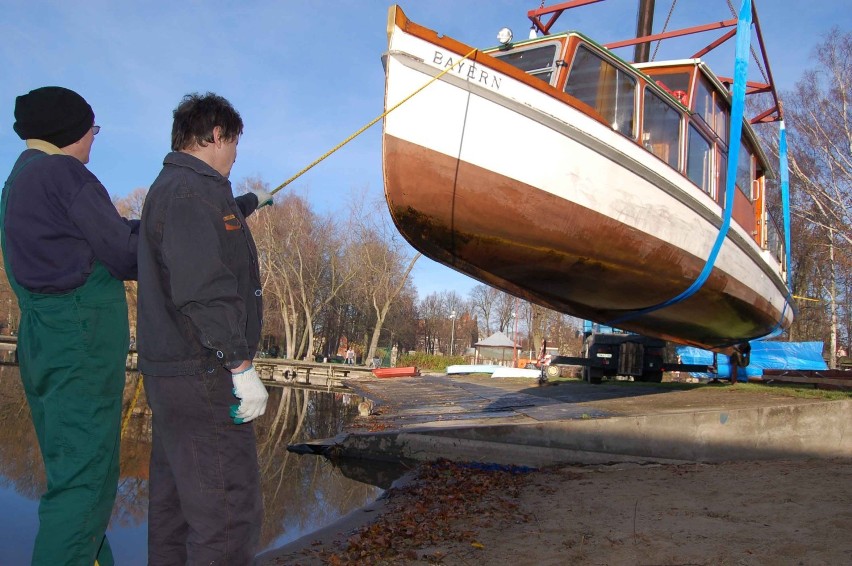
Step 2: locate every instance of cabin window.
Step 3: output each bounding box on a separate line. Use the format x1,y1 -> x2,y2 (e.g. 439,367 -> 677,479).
648,71 -> 691,106
694,79 -> 714,130
695,76 -> 729,142
492,43 -> 559,84
687,124 -> 713,194
564,44 -> 636,137
714,96 -> 728,144
766,215 -> 783,263
717,151 -> 728,207
650,72 -> 690,95
736,141 -> 754,199
642,88 -> 680,169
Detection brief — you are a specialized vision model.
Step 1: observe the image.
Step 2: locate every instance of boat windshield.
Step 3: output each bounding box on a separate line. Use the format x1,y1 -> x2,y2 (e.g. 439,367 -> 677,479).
687,124 -> 713,194
642,88 -> 680,169
491,42 -> 560,85
564,44 -> 636,137
694,75 -> 729,143
736,141 -> 754,200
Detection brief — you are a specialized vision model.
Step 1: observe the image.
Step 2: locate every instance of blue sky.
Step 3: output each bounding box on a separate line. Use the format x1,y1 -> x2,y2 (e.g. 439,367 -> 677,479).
1,0 -> 847,299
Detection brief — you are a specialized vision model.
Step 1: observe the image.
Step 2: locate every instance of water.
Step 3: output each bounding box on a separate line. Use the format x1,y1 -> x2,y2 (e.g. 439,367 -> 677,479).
0,365 -> 389,565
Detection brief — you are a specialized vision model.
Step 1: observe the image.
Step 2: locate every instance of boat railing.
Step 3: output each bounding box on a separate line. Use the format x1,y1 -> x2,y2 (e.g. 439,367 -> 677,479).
765,211 -> 785,269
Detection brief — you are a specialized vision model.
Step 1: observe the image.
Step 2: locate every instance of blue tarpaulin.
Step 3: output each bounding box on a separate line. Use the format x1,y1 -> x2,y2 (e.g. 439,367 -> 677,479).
676,341 -> 827,381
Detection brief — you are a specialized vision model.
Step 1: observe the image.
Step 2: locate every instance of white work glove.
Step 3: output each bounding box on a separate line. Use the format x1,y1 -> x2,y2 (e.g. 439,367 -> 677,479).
229,365 -> 269,424
250,189 -> 273,208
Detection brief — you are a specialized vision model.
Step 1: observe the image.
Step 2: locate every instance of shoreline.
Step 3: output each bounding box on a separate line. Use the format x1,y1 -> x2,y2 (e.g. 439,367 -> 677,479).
258,457 -> 852,565
257,470 -> 416,564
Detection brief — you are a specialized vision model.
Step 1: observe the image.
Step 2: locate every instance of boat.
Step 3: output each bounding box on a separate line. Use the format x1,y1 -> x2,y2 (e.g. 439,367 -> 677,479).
490,367 -> 544,379
372,366 -> 420,378
446,364 -> 504,375
381,2 -> 793,354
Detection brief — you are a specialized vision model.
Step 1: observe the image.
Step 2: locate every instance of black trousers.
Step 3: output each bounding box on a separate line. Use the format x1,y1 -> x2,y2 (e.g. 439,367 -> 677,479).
144,368 -> 263,565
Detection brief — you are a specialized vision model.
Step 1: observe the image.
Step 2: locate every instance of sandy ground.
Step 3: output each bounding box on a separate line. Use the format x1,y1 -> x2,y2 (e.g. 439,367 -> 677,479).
259,457 -> 852,565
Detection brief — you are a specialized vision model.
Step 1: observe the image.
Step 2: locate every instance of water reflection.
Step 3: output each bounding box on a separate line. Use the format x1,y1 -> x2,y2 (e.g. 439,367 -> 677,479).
0,365 -> 384,564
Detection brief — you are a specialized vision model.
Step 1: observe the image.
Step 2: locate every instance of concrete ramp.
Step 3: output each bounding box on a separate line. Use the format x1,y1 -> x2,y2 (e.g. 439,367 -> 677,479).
314,375 -> 852,467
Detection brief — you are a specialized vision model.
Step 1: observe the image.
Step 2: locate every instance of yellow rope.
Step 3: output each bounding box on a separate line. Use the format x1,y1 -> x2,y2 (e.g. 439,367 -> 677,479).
121,376 -> 143,438
115,47 -> 478,439
270,47 -> 479,195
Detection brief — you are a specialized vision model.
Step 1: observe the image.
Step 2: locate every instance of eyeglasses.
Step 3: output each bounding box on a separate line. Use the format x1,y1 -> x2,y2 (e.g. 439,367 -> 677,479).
92,125 -> 101,135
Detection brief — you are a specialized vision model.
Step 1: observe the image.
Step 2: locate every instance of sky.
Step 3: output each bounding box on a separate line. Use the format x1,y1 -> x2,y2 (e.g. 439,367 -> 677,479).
1,0 -> 848,300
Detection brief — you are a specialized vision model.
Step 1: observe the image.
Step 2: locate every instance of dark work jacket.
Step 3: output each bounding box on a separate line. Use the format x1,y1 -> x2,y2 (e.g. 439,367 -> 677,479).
4,148 -> 139,292
137,151 -> 262,376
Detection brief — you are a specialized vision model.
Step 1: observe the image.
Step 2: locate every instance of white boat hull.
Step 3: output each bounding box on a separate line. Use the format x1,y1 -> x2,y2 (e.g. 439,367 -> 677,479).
382,10 -> 792,352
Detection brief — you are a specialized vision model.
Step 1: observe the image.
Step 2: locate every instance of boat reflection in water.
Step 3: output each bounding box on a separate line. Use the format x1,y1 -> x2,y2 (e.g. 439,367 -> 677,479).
0,365 -> 392,564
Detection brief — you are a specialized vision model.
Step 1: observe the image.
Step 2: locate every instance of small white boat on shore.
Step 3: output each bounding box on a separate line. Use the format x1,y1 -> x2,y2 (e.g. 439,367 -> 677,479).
447,364 -> 504,375
490,367 -> 544,379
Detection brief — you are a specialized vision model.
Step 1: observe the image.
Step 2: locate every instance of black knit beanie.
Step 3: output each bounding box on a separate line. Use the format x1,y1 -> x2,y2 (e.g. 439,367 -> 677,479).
13,86 -> 94,148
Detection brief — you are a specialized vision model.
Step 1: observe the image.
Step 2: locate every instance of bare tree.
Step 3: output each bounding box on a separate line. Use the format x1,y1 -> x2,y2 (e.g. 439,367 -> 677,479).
469,284 -> 501,336
245,181 -> 357,360
357,229 -> 420,361
0,248 -> 19,335
349,196 -> 421,362
782,29 -> 852,366
113,187 -> 147,219
418,293 -> 445,354
494,292 -> 518,335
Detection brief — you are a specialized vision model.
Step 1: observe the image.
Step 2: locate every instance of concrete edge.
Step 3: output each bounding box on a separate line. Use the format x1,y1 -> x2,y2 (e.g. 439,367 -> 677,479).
334,399 -> 852,466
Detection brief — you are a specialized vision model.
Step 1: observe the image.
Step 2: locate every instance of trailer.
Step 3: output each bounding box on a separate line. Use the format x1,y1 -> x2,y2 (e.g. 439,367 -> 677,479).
544,323 -> 714,384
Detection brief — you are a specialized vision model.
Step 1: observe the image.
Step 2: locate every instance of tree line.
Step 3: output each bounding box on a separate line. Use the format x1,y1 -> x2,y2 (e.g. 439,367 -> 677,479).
758,29 -> 852,368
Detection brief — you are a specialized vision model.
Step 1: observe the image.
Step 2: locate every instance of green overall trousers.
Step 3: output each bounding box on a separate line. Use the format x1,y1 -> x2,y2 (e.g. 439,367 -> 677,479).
1,154 -> 129,566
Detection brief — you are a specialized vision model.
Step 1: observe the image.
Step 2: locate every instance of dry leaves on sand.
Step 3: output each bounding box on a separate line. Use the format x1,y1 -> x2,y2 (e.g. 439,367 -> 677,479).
283,459 -> 536,565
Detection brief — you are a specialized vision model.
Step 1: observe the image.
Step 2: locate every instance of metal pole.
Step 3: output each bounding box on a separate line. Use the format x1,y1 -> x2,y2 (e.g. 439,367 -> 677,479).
634,0 -> 656,63
512,299 -> 519,367
450,310 -> 456,356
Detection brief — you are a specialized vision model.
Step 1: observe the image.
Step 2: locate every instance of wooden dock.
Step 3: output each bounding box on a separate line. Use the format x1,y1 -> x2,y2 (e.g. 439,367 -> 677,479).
253,358 -> 374,389
0,335 -> 373,389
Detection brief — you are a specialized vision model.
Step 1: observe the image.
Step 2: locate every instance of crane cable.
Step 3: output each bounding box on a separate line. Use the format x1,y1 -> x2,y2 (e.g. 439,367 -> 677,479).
651,0 -> 678,62
269,47 -> 479,196
120,47 -> 481,432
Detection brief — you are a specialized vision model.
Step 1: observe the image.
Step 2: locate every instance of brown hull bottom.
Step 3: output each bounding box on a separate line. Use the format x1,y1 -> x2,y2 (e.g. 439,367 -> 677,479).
383,136 -> 786,352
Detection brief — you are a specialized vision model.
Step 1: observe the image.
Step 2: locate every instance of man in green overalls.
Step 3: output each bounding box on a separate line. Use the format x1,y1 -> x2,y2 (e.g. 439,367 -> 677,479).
1,86 -> 139,565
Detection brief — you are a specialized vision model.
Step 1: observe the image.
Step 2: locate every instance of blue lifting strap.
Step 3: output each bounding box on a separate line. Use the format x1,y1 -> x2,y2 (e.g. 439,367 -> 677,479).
759,119 -> 796,340
608,0 -> 753,327
779,120 -> 793,292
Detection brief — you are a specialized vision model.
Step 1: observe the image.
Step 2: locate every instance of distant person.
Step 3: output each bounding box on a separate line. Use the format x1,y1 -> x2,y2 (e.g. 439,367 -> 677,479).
2,86 -> 139,565
137,92 -> 272,564
346,347 -> 355,365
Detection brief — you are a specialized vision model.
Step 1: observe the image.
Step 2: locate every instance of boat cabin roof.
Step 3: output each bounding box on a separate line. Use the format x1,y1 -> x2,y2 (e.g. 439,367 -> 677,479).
484,32 -> 772,176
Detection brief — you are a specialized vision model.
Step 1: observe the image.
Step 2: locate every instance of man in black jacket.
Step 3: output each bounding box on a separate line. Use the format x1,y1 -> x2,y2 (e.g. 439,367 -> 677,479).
137,92 -> 272,565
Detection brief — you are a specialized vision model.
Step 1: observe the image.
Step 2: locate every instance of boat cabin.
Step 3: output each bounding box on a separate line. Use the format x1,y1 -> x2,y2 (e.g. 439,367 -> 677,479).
484,33 -> 783,267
